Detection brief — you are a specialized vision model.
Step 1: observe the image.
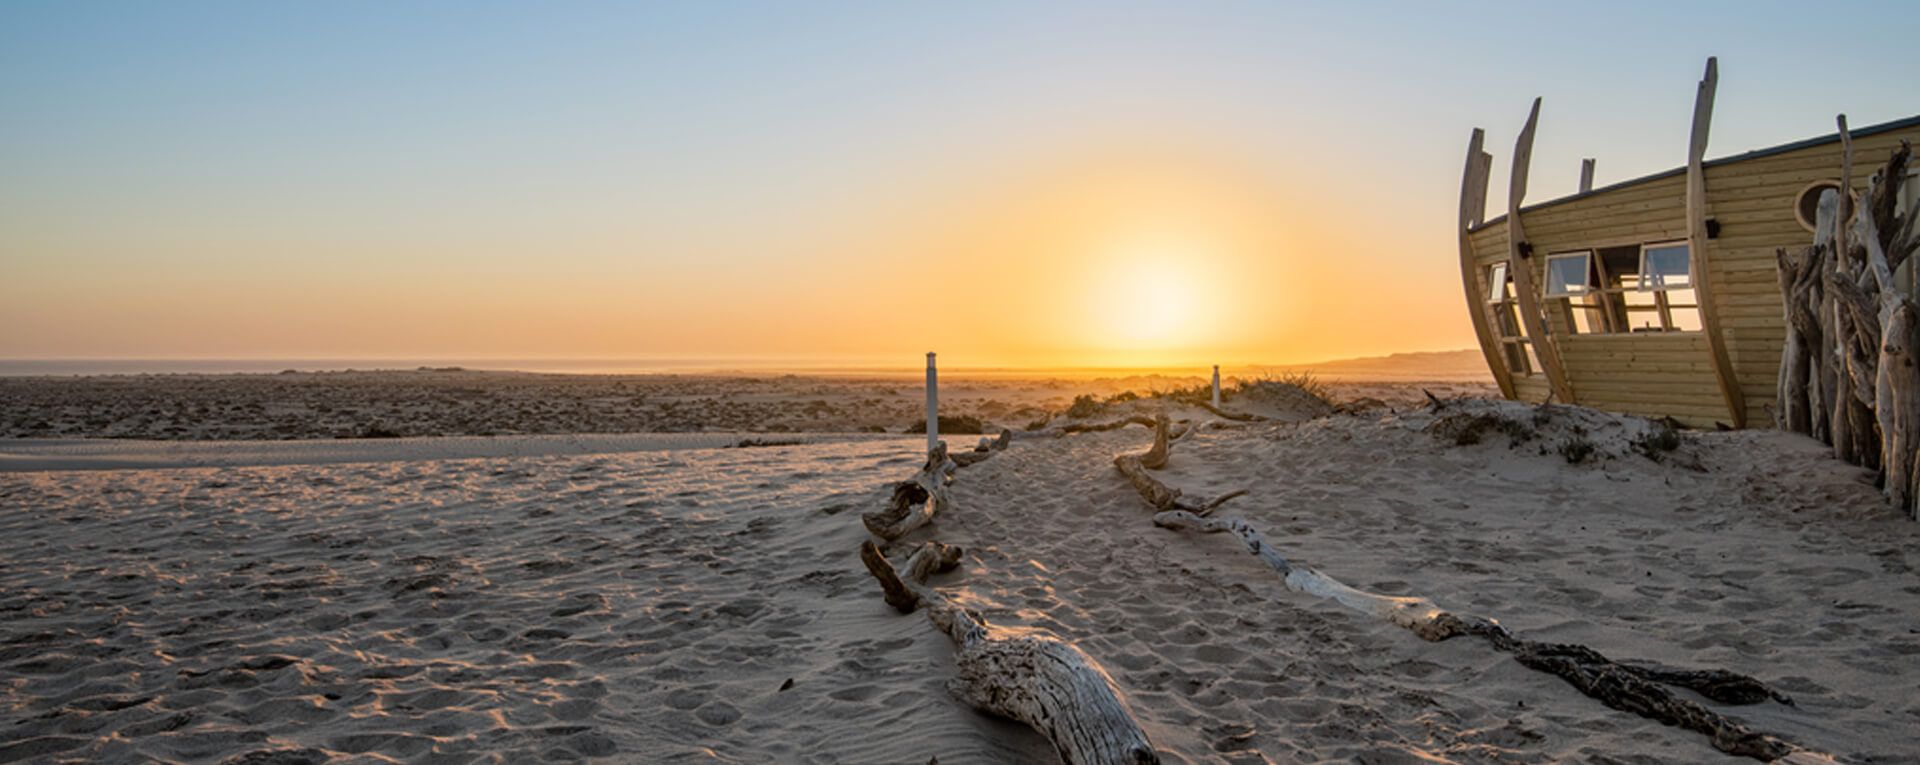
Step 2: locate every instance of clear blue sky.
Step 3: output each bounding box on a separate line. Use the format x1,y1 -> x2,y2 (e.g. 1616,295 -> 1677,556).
3,2 -> 1915,363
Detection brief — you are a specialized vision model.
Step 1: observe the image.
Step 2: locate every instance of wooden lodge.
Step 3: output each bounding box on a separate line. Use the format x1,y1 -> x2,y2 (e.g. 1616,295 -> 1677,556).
1458,59 -> 1920,428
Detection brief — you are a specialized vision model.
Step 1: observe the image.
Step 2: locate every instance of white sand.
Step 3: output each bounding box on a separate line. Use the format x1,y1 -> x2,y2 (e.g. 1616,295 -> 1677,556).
2,404 -> 1914,763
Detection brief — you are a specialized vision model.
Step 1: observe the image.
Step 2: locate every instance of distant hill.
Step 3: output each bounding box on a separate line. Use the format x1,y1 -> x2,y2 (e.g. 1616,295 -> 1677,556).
1262,349 -> 1492,382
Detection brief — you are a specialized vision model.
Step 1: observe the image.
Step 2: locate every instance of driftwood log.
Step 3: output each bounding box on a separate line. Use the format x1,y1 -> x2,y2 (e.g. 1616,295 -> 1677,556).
1776,128 -> 1920,519
1059,415 -> 1160,435
950,428 -> 1013,467
860,541 -> 1159,765
1110,415 -> 1246,513
1118,428 -> 1832,762
862,442 -> 958,541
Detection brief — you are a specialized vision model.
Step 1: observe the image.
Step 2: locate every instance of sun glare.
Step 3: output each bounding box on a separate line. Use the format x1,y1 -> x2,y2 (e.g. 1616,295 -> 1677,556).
1085,237 -> 1211,354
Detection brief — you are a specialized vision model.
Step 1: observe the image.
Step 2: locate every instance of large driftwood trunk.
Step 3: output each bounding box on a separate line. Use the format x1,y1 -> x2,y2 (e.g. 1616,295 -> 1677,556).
861,542 -> 1158,765
1118,423 -> 1834,762
856,441 -> 1157,764
1776,133 -> 1920,520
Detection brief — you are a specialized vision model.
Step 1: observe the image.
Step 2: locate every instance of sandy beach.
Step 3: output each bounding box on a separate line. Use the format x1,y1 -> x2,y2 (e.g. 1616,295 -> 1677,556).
11,4 -> 1920,762
3,384 -> 1915,763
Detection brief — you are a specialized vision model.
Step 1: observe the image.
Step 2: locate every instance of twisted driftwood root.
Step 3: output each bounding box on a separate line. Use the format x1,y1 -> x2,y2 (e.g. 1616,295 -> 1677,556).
1111,415 -> 1245,514
860,541 -> 1159,765
1123,426 -> 1824,762
862,443 -> 958,541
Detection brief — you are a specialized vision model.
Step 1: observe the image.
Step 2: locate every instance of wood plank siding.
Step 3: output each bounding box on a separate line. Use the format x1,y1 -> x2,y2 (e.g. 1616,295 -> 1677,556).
1463,115 -> 1920,429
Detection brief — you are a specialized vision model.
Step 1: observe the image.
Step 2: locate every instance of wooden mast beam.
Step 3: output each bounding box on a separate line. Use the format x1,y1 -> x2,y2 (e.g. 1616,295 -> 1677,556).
1506,98 -> 1576,404
1686,57 -> 1747,427
1459,128 -> 1516,398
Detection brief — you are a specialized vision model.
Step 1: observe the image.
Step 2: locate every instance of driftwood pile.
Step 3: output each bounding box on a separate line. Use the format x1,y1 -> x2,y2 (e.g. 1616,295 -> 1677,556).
1776,128 -> 1920,519
855,430 -> 1161,764
1112,415 -> 1833,763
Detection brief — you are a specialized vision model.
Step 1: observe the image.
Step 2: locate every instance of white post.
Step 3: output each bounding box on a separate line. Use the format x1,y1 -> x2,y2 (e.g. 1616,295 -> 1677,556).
926,352 -> 939,453
1211,365 -> 1222,408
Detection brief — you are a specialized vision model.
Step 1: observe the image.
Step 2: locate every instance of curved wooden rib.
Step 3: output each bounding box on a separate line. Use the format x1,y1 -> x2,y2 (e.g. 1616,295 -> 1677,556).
1506,98 -> 1576,404
1458,128 -> 1516,398
1687,57 -> 1748,428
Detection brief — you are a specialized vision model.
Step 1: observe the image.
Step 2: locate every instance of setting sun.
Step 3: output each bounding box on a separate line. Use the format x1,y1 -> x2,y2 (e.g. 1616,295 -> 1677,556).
1081,236 -> 1214,352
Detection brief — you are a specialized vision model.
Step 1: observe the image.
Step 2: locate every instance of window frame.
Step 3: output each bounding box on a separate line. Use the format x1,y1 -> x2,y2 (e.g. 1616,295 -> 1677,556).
1636,240 -> 1693,293
1483,262 -> 1536,376
1542,250 -> 1594,299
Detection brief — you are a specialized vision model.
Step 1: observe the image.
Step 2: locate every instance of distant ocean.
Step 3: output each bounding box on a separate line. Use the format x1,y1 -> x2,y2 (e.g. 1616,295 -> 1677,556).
0,351 -> 1491,381
0,358 -> 1187,378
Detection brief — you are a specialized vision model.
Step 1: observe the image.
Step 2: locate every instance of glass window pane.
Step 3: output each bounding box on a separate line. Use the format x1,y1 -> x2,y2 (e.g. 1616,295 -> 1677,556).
1671,305 -> 1703,332
1487,263 -> 1507,302
1640,244 -> 1691,290
1544,253 -> 1591,297
1494,303 -> 1522,338
1567,300 -> 1601,334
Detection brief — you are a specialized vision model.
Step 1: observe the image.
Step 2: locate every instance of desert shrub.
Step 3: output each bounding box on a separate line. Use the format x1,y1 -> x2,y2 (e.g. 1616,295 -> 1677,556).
1066,395 -> 1101,419
357,422 -> 403,439
731,437 -> 804,448
1154,382 -> 1214,405
1024,415 -> 1052,431
1631,420 -> 1683,461
1427,412 -> 1535,447
906,414 -> 986,435
1559,436 -> 1597,464
1107,391 -> 1141,403
1234,371 -> 1331,406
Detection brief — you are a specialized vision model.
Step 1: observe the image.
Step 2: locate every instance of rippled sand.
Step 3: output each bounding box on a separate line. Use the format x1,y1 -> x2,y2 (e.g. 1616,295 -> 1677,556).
2,405 -> 1913,763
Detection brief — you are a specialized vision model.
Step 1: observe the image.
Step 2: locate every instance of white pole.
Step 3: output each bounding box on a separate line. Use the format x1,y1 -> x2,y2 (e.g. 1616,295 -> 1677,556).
926,352 -> 939,453
1211,365 -> 1222,408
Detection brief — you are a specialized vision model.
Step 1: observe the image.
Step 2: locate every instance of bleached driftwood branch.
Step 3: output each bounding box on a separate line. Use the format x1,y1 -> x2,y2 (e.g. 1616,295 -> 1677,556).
1119,425 -> 1828,762
860,541 -> 1159,765
1060,415 -> 1160,435
1147,510 -> 1822,761
862,443 -> 958,542
949,428 -> 1013,467
1110,415 -> 1245,513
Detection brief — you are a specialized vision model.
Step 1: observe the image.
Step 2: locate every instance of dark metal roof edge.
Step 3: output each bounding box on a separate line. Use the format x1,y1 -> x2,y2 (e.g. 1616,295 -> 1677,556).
1468,113 -> 1920,234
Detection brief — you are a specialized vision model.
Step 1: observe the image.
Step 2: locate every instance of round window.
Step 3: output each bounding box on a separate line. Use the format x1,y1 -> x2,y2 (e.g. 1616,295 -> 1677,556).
1793,179 -> 1856,233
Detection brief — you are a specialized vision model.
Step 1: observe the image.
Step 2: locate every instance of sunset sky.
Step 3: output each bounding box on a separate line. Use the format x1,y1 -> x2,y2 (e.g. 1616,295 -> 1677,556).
4,2 -> 1917,369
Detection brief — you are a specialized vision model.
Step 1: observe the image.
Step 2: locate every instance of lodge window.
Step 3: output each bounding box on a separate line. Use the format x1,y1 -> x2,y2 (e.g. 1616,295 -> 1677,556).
1485,262 -> 1539,375
1547,241 -> 1702,334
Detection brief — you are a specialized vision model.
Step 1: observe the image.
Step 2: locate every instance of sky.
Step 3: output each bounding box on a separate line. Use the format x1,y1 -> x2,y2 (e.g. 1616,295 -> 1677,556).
3,1 -> 1917,369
